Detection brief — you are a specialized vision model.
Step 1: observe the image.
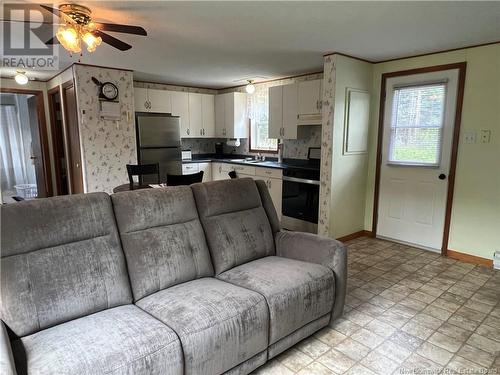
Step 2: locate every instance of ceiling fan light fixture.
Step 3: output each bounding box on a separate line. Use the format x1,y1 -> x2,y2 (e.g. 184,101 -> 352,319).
82,32 -> 102,52
56,25 -> 81,53
245,80 -> 256,94
14,71 -> 29,85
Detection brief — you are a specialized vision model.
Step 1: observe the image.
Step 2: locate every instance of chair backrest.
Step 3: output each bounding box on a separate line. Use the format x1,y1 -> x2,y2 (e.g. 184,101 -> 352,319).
111,186 -> 214,301
191,178 -> 275,275
228,171 -> 237,179
167,171 -> 204,186
127,163 -> 160,187
0,193 -> 132,337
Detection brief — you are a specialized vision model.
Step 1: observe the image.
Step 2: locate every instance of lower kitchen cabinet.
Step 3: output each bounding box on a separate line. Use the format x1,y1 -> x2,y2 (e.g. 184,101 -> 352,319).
182,162 -> 212,182
211,162 -> 233,181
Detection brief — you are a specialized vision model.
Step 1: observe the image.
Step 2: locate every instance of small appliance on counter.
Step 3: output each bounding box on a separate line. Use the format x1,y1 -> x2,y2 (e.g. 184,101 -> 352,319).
181,150 -> 192,161
215,142 -> 224,158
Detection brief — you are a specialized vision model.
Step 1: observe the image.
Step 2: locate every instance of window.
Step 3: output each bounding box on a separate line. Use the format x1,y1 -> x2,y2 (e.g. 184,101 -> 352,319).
388,83 -> 446,166
248,86 -> 277,152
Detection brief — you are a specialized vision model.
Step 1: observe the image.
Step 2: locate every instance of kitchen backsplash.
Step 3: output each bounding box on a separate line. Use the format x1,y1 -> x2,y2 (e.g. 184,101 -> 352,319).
181,124 -> 321,159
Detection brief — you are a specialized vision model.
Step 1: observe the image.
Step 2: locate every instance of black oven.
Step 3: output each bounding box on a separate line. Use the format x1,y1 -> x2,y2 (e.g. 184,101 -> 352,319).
282,167 -> 320,233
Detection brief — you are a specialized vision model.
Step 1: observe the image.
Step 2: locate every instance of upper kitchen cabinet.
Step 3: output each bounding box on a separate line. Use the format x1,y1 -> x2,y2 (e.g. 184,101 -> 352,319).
297,79 -> 322,125
134,87 -> 172,113
171,91 -> 190,137
187,93 -> 215,138
215,92 -> 248,138
268,83 -> 298,139
268,79 -> 323,139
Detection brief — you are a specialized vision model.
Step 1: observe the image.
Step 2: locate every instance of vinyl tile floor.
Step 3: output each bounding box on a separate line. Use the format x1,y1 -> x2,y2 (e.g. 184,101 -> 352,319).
252,237 -> 500,374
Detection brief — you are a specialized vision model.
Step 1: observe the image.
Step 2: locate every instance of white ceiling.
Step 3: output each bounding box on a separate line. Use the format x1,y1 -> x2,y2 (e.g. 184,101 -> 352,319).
1,1 -> 499,88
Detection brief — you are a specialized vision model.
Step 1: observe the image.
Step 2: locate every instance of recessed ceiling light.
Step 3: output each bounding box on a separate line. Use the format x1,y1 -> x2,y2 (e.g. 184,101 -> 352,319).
14,71 -> 29,85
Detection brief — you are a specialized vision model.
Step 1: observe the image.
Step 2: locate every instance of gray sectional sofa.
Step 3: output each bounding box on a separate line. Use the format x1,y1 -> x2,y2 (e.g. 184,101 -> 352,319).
1,178 -> 347,375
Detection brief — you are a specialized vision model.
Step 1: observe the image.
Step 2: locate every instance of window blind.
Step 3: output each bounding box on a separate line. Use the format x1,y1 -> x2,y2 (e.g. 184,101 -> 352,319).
388,83 -> 446,166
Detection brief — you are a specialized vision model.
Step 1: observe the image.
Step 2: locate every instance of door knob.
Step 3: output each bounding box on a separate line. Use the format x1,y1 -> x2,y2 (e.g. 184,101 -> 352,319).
438,174 -> 446,180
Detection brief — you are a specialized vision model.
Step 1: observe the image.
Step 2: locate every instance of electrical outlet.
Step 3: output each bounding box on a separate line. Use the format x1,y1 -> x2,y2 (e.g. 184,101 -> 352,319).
480,129 -> 491,143
464,131 -> 477,144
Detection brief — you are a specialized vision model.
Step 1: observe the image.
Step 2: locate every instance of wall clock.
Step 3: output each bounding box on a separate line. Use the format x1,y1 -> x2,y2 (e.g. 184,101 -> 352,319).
91,77 -> 119,101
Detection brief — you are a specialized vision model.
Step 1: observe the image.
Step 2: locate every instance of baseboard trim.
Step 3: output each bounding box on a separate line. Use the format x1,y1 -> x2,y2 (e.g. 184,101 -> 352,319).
446,249 -> 493,268
337,230 -> 373,242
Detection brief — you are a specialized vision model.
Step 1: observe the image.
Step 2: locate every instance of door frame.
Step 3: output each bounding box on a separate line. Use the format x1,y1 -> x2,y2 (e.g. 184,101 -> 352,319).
372,62 -> 467,255
0,87 -> 53,197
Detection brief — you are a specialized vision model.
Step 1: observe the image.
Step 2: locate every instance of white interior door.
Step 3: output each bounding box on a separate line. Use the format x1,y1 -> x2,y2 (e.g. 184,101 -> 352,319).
377,69 -> 459,251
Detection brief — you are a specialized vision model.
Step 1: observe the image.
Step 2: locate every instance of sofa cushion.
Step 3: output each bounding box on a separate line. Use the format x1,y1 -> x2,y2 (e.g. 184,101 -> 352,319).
12,305 -> 183,375
191,178 -> 275,274
218,256 -> 335,344
136,278 -> 269,375
1,193 -> 131,337
111,187 -> 214,301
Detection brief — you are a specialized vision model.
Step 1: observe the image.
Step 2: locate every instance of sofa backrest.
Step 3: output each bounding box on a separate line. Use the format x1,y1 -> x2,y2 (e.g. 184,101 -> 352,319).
191,178 -> 275,275
0,193 -> 131,337
111,186 -> 214,301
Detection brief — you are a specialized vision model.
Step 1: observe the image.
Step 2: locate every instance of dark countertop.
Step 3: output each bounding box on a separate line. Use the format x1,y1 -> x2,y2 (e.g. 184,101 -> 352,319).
182,154 -> 320,171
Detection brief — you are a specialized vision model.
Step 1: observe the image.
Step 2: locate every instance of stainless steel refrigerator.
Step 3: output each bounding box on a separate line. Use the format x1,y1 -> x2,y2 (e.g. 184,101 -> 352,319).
135,112 -> 181,183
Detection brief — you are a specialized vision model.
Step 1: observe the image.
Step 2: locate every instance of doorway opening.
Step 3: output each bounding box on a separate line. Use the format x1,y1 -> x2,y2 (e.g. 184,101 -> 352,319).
0,89 -> 52,203
372,63 -> 467,255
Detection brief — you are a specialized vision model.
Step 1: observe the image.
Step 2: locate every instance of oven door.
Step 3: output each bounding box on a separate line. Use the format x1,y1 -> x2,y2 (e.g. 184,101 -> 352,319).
282,176 -> 320,224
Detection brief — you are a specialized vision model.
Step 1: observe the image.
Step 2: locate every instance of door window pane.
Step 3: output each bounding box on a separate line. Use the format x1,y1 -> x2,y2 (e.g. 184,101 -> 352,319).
388,83 -> 446,166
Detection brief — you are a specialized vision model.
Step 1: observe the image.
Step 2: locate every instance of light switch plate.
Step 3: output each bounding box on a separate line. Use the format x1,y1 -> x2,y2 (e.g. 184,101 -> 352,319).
464,131 -> 477,144
480,129 -> 491,143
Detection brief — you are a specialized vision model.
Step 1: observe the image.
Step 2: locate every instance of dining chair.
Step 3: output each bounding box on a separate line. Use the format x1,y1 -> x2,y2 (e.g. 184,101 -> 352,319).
166,171 -> 204,186
126,163 -> 160,190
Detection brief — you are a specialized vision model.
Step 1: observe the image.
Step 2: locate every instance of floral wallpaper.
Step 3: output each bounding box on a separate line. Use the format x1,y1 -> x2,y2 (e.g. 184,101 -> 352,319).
318,55 -> 336,236
73,65 -> 136,193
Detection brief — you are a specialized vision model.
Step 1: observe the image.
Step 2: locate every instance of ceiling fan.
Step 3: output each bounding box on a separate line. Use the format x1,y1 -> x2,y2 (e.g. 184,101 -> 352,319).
39,3 -> 147,53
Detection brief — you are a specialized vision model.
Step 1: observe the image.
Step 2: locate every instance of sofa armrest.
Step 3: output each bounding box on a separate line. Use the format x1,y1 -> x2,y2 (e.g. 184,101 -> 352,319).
0,321 -> 17,375
275,231 -> 347,322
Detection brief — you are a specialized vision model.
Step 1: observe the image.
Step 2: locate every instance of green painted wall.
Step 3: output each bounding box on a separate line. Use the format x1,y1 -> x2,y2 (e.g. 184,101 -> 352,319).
364,44 -> 500,260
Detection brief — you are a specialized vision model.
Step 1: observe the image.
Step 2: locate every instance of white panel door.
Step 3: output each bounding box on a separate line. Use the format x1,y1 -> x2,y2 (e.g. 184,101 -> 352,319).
377,69 -> 459,251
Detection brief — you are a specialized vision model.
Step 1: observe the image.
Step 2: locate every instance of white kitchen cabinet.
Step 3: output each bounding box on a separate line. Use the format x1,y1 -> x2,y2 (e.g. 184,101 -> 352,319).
182,163 -> 198,175
268,83 -> 298,140
199,162 -> 212,182
134,88 -> 171,113
171,91 -> 190,137
268,86 -> 283,139
188,93 -> 203,138
182,162 -> 212,182
297,79 -> 322,125
282,83 -> 298,139
187,93 -> 215,138
215,92 -> 248,138
211,162 -> 233,181
201,94 -> 215,137
265,177 -> 282,220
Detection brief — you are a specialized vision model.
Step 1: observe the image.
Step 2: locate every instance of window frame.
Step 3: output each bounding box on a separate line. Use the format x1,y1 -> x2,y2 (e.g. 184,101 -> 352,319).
247,86 -> 278,153
386,81 -> 447,168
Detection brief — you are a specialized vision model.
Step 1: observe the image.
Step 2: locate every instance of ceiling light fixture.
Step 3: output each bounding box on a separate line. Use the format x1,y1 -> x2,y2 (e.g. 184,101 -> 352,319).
54,4 -> 102,54
245,80 -> 256,94
14,71 -> 29,85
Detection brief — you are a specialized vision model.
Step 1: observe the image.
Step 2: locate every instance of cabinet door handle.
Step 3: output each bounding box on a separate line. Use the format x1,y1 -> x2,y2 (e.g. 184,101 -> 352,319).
203,129 -> 205,135
187,128 -> 190,135
200,129 -> 203,135
219,166 -> 222,173
268,180 -> 272,189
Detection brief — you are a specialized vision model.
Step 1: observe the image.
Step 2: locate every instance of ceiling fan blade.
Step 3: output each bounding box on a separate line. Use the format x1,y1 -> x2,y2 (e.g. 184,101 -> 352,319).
45,36 -> 60,45
94,22 -> 147,36
39,5 -> 75,24
94,30 -> 132,51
